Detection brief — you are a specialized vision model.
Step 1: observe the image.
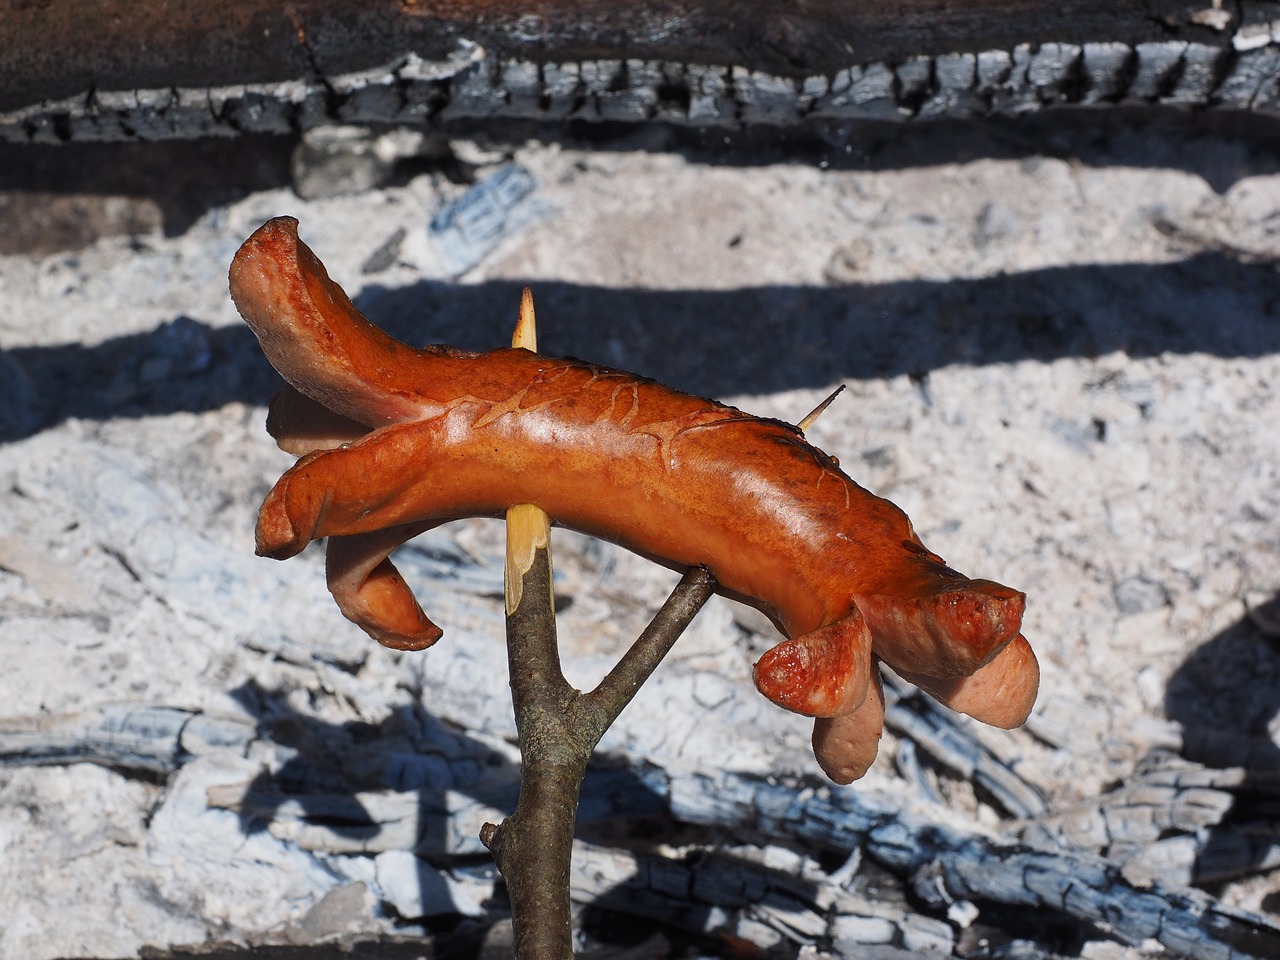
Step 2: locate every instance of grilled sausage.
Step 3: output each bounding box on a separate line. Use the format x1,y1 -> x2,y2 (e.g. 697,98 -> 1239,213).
230,216 -> 1038,782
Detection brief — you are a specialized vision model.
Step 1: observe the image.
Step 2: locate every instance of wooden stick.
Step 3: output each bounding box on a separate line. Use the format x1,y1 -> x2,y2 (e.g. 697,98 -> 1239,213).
577,567 -> 715,744
485,289 -> 714,959
796,384 -> 846,434
486,287 -> 577,959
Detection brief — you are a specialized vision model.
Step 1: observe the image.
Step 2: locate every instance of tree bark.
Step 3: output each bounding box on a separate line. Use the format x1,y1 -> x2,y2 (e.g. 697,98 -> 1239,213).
482,553 -> 715,959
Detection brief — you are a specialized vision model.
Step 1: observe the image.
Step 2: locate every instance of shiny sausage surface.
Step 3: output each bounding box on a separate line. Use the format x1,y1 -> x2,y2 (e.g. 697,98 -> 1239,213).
230,216 -> 1038,781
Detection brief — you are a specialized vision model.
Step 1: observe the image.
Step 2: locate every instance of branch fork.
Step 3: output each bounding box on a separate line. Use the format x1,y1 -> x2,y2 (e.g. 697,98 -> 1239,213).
485,288 -> 715,958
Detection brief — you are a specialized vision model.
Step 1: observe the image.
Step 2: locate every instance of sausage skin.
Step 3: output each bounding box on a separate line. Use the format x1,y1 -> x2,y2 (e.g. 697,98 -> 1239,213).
229,216 -> 1038,782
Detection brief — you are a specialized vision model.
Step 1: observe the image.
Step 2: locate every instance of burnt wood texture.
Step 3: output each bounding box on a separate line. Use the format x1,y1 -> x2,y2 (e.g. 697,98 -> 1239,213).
3,0 -> 1253,107
4,0 -> 1280,140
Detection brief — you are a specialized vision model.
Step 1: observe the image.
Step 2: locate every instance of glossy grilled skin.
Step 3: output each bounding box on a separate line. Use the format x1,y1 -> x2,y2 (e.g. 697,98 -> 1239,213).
231,217 -> 1038,782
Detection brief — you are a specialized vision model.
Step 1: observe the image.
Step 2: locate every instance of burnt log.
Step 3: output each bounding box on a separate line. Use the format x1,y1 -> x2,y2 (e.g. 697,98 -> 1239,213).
5,703 -> 1280,957
5,1 -> 1280,142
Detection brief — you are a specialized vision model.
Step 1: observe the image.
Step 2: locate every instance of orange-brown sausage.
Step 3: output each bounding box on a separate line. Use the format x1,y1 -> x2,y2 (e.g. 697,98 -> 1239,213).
230,216 -> 1037,781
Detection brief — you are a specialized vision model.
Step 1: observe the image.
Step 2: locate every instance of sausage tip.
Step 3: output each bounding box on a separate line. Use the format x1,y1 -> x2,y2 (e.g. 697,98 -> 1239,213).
752,610 -> 871,717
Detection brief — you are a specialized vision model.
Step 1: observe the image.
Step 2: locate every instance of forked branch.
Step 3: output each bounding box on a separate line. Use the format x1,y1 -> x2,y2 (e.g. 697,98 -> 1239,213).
482,290 -> 715,957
